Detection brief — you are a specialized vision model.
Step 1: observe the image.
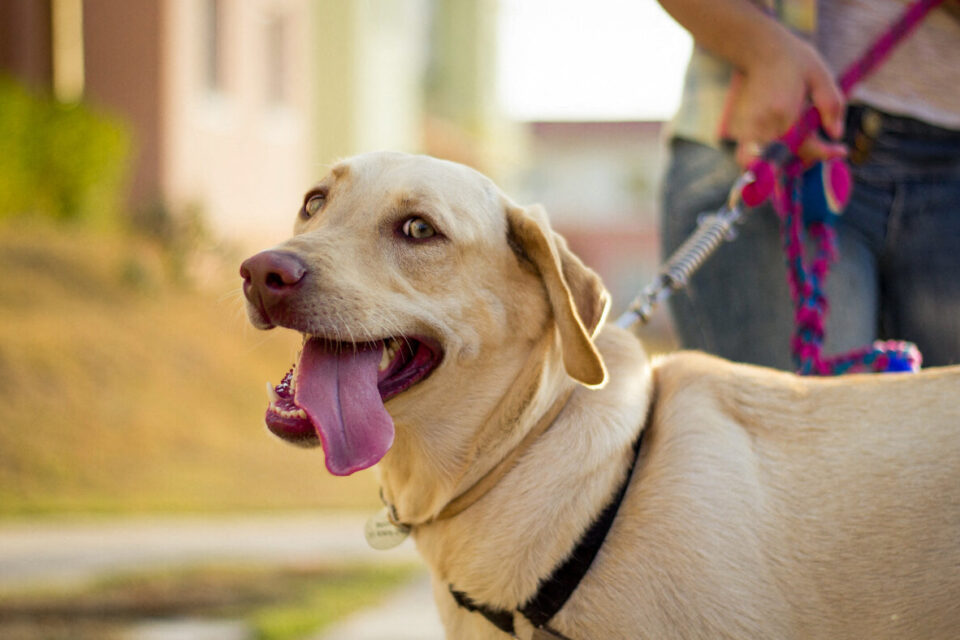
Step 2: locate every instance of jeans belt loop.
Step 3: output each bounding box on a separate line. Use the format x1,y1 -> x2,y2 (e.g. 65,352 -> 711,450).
850,107 -> 883,166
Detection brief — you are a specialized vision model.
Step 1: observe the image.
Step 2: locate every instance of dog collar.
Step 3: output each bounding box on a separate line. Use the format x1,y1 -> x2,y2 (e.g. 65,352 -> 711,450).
371,325 -> 576,544
370,384 -> 576,547
433,385 -> 575,522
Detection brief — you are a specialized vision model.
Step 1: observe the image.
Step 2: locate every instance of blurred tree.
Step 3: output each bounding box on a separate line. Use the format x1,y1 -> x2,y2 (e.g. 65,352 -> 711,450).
0,76 -> 131,226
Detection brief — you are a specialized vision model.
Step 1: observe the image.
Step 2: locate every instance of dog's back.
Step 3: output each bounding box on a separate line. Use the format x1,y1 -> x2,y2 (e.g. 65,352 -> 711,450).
554,350 -> 960,639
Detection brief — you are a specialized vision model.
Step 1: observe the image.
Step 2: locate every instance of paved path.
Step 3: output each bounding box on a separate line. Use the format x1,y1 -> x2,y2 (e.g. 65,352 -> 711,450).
313,574 -> 444,640
0,512 -> 445,638
123,574 -> 444,640
0,511 -> 419,590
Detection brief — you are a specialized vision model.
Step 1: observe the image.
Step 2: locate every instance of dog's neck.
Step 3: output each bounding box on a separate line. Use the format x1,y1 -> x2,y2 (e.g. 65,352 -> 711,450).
414,327 -> 652,614
377,326 -> 653,616
377,324 -> 573,528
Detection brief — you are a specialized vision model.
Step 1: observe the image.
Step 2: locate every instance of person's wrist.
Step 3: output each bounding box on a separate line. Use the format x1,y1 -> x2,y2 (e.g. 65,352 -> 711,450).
735,18 -> 800,74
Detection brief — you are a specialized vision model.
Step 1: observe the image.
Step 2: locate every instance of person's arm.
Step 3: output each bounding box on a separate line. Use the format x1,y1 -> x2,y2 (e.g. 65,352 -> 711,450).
657,0 -> 797,70
657,0 -> 846,165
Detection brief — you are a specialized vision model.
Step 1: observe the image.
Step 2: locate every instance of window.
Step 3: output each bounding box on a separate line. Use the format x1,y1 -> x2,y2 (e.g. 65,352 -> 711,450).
51,0 -> 85,102
203,0 -> 224,93
264,13 -> 288,107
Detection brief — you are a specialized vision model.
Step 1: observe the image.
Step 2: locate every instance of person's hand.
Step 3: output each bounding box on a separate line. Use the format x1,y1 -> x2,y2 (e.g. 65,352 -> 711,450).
726,35 -> 847,168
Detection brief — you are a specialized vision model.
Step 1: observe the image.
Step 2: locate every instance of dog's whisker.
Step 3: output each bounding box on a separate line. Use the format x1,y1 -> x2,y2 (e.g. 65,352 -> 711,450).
332,310 -> 352,353
240,332 -> 283,355
218,286 -> 245,304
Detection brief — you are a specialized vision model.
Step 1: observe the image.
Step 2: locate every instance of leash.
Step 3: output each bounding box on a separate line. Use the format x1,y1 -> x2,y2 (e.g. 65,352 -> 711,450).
618,0 -> 944,374
453,6 -> 943,635
771,155 -> 921,374
433,5 -> 947,637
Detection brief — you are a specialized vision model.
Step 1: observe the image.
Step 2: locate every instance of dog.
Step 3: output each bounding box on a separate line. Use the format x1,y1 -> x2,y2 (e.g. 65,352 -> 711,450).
241,151 -> 960,639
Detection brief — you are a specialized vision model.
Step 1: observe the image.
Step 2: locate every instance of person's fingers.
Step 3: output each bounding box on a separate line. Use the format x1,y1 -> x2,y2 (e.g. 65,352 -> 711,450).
797,137 -> 848,167
807,63 -> 846,140
737,136 -> 846,169
735,140 -> 764,168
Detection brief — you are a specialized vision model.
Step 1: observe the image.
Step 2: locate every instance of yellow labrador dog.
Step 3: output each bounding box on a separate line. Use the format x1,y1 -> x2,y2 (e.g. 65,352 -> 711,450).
241,151 -> 960,639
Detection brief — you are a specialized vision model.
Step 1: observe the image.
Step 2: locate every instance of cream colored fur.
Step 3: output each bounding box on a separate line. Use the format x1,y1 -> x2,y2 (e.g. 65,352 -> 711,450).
258,151 -> 960,639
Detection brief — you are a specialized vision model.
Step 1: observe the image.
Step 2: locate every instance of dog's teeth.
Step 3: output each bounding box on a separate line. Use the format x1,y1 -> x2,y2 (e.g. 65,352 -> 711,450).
266,382 -> 280,405
379,343 -> 392,372
268,405 -> 307,420
379,339 -> 403,372
279,408 -> 307,419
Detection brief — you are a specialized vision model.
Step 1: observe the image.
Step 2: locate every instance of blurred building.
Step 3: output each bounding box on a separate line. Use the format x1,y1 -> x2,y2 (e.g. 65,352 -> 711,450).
514,120 -> 663,227
0,0 -> 506,244
513,120 -> 667,320
1,0 -> 671,337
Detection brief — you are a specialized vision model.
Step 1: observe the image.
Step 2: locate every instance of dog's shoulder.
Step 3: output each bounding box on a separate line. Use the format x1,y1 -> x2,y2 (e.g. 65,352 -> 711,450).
571,325 -> 653,440
648,350 -> 821,441
649,349 -> 782,405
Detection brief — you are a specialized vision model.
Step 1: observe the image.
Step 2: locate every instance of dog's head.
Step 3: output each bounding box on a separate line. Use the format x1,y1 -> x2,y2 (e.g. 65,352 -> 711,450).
241,152 -> 609,476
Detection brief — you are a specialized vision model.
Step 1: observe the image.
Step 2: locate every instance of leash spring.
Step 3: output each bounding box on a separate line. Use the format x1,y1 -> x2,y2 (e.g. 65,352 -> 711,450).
662,205 -> 743,288
617,175 -> 751,328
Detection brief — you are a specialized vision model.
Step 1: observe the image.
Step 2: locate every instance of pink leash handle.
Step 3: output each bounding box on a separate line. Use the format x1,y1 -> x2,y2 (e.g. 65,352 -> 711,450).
740,0 -> 947,207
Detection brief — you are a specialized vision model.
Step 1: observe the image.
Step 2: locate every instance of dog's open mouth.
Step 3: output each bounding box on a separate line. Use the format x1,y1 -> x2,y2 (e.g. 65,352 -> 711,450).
264,336 -> 442,476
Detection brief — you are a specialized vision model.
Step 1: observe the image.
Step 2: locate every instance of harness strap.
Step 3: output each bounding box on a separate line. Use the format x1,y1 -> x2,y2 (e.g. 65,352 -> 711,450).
449,587 -> 518,636
450,424 -> 646,638
519,428 -> 642,628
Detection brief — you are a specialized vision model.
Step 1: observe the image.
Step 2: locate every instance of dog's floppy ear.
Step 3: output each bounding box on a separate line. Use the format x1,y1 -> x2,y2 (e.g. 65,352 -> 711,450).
506,204 -> 609,388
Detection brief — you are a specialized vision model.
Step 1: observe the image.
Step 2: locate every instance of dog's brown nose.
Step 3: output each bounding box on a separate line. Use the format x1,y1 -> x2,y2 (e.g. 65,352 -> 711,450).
240,250 -> 308,313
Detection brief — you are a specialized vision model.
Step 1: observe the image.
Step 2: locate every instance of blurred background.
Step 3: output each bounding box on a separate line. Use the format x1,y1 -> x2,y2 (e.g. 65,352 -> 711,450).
0,0 -> 689,637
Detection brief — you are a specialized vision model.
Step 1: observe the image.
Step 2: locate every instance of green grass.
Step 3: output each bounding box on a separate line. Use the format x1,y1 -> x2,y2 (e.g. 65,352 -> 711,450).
0,222 -> 380,516
250,565 -> 419,640
0,562 -> 422,640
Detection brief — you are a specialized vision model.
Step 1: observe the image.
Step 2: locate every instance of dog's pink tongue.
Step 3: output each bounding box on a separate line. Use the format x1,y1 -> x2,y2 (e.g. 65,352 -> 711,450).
294,339 -> 394,476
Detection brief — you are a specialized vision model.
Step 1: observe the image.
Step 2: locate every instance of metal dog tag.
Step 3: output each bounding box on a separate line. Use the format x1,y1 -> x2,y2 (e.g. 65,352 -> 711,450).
365,507 -> 410,550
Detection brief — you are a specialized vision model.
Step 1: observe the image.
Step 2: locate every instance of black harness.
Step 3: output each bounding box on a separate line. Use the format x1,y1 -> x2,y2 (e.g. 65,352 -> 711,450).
449,426 -> 645,639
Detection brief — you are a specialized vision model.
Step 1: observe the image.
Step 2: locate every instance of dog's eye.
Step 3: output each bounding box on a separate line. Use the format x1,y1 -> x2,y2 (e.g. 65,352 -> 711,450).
401,217 -> 436,240
301,191 -> 326,219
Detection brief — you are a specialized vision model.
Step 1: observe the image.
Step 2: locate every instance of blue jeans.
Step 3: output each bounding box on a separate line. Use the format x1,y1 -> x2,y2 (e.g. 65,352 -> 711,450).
661,106 -> 960,369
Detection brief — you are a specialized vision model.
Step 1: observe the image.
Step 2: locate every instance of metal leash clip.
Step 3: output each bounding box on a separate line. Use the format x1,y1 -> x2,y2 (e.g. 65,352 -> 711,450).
615,172 -> 753,329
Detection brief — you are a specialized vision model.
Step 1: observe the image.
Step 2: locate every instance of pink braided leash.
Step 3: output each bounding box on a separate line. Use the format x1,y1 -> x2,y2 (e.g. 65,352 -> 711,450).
775,160 -> 921,374
738,0 -> 944,375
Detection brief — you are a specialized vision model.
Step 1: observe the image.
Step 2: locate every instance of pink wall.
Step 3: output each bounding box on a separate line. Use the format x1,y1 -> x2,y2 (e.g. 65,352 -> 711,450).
83,0 -> 165,209
0,0 -> 53,91
163,0 -> 315,245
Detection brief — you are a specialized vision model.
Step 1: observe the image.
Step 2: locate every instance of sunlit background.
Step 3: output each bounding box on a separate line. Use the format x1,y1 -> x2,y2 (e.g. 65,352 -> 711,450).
498,0 -> 689,121
0,0 -> 689,637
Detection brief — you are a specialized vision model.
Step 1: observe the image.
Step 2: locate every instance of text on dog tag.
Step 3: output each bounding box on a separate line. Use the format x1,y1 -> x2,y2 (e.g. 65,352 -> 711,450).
365,507 -> 411,550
